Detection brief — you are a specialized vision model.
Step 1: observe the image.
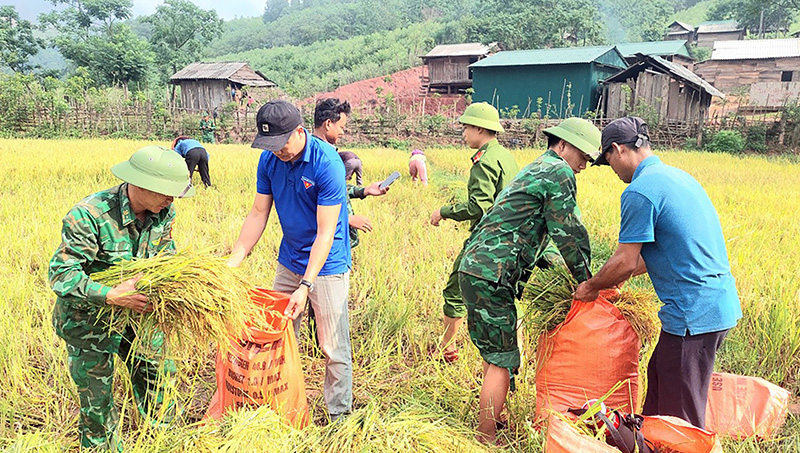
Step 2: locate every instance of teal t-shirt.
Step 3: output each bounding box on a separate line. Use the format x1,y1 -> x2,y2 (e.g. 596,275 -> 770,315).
619,156 -> 742,336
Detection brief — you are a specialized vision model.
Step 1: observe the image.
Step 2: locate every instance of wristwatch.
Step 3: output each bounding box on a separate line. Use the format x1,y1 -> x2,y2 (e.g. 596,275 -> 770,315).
299,279 -> 315,292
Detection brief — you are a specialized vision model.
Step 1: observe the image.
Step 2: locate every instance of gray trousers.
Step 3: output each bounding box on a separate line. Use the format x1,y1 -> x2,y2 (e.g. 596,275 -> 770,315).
274,263 -> 353,416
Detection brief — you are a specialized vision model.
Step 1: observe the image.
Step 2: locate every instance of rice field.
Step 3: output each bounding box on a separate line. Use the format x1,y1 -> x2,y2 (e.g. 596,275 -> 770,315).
0,138 -> 799,452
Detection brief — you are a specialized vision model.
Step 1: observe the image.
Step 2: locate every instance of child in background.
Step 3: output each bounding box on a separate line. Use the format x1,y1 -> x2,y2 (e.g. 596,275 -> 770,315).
409,148 -> 428,185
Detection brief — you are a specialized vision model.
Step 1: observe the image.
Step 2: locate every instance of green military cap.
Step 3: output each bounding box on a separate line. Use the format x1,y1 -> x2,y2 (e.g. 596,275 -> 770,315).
458,102 -> 504,133
111,145 -> 196,198
543,117 -> 602,161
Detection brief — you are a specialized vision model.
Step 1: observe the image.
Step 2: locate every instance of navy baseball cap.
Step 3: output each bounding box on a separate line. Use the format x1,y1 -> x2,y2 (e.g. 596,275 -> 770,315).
595,117 -> 650,166
251,100 -> 303,151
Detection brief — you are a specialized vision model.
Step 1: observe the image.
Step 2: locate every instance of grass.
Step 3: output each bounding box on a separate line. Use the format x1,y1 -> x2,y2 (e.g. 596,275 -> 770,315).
0,139 -> 799,451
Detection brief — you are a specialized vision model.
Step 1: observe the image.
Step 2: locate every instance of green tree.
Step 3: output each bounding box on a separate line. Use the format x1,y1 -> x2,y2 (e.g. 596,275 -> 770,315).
465,0 -> 605,50
709,0 -> 799,36
0,6 -> 44,73
39,0 -> 153,90
143,0 -> 222,98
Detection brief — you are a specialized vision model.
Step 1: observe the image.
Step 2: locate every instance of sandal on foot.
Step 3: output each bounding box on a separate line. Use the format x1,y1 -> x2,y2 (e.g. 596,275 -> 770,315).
442,349 -> 459,363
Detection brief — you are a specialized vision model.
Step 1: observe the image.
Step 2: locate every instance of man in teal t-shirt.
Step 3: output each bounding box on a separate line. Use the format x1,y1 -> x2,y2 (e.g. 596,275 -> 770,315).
576,116 -> 742,429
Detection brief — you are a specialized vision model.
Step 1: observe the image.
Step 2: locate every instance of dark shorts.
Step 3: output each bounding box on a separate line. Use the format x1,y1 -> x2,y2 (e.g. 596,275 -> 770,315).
458,272 -> 520,370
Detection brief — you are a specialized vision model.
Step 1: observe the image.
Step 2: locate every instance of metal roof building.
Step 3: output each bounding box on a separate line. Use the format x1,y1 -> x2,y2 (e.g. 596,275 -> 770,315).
615,40 -> 694,67
170,62 -> 277,112
470,46 -> 627,118
420,43 -> 497,94
709,38 -> 800,60
695,38 -> 800,103
695,20 -> 745,48
603,53 -> 722,124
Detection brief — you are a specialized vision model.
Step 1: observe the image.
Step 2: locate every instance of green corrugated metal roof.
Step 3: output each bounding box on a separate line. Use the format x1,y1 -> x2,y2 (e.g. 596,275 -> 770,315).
616,40 -> 692,59
470,46 -> 622,67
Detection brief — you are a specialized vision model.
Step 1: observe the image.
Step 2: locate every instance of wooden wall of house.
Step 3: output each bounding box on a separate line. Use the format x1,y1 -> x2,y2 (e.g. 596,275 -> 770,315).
604,70 -> 711,123
695,57 -> 800,92
696,31 -> 744,47
428,57 -> 473,85
178,80 -> 230,112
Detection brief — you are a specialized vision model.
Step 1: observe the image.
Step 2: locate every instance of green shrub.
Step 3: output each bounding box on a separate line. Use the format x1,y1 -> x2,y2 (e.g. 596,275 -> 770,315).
745,125 -> 768,153
707,130 -> 745,153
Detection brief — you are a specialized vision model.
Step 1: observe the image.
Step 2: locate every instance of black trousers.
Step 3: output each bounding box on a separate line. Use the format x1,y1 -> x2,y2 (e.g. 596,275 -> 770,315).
185,147 -> 211,187
642,328 -> 729,429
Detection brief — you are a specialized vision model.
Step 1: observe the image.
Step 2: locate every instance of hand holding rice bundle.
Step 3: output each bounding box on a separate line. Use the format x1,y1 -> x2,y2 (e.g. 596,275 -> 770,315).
92,249 -> 271,349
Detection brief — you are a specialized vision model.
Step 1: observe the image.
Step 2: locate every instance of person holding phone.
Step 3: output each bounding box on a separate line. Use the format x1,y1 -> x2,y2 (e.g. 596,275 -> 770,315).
429,102 -> 519,364
313,98 -> 388,248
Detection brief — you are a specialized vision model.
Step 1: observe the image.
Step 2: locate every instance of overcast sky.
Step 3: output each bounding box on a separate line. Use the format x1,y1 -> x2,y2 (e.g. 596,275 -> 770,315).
8,0 -> 265,21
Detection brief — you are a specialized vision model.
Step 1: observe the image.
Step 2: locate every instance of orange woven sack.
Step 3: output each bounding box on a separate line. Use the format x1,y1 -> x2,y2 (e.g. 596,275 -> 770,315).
705,372 -> 790,439
545,415 -> 620,453
640,415 -> 723,453
535,290 -> 641,423
205,288 -> 309,428
545,414 -> 724,453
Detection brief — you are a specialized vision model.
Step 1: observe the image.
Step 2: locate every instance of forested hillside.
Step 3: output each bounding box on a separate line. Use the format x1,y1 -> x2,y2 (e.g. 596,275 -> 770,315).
203,0 -> 799,97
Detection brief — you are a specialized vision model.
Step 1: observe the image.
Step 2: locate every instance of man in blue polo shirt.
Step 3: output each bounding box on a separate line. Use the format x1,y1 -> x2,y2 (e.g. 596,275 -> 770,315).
227,99 -> 352,422
575,116 -> 742,429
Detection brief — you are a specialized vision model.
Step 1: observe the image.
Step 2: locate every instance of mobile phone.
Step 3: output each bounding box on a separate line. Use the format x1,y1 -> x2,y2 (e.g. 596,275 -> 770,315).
379,171 -> 401,190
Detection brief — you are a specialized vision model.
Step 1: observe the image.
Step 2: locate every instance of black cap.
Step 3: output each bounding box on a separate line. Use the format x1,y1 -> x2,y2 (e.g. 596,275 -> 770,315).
251,100 -> 303,151
595,116 -> 650,166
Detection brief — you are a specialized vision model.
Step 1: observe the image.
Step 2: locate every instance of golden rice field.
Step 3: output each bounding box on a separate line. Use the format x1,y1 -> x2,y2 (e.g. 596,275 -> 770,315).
0,138 -> 799,452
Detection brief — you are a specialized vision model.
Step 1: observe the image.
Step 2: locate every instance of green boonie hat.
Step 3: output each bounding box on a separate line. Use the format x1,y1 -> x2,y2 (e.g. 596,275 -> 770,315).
111,146 -> 196,198
458,102 -> 504,133
543,117 -> 602,161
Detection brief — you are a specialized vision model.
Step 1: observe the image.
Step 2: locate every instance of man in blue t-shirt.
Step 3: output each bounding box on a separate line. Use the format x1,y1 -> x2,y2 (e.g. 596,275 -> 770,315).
171,136 -> 211,187
575,116 -> 742,429
227,100 -> 353,421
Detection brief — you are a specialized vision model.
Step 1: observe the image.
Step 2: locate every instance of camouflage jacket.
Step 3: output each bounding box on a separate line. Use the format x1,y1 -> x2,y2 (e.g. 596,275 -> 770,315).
440,139 -> 519,231
347,184 -> 366,248
459,150 -> 591,287
49,184 -> 176,349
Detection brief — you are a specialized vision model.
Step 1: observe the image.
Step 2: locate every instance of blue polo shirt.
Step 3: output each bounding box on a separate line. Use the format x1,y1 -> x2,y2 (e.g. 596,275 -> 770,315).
174,139 -> 208,159
619,155 -> 742,336
256,130 -> 350,276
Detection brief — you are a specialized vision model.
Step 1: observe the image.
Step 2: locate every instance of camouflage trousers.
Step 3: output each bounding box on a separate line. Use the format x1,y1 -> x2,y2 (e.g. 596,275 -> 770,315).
63,328 -> 176,451
442,245 -> 467,319
457,272 -> 520,372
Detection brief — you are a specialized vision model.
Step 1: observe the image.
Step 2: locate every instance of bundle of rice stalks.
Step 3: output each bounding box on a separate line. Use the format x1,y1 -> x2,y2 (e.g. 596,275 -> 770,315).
91,249 -> 264,349
521,265 -> 661,382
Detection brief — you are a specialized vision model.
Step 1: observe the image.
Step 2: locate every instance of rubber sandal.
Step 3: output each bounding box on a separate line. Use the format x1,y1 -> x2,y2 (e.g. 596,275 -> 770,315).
442,349 -> 459,363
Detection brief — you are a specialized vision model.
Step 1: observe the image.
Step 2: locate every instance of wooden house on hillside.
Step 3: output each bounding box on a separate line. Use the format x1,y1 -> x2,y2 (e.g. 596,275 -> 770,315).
420,43 -> 497,94
694,38 -> 800,105
665,21 -> 695,42
616,40 -> 695,69
695,21 -> 745,48
602,53 -> 723,125
170,62 -> 277,112
470,46 -> 627,118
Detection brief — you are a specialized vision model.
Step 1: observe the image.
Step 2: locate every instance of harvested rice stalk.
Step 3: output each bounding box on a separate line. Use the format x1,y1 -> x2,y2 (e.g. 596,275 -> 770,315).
521,264 -> 662,392
92,249 -> 265,349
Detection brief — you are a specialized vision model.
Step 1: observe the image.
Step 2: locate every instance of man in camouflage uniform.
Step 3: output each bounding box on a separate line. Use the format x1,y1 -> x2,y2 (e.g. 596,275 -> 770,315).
429,102 -> 519,363
200,111 -> 216,144
49,146 -> 196,451
457,117 -> 601,444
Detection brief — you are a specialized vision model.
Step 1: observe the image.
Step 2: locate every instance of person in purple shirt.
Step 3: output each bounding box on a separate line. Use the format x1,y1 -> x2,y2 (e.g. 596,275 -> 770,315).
228,100 -> 353,422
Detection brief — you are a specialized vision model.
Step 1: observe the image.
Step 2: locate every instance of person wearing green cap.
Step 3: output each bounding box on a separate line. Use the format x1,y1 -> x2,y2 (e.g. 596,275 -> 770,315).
456,117 -> 600,444
49,146 -> 195,451
200,111 -> 216,144
429,102 -> 519,364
